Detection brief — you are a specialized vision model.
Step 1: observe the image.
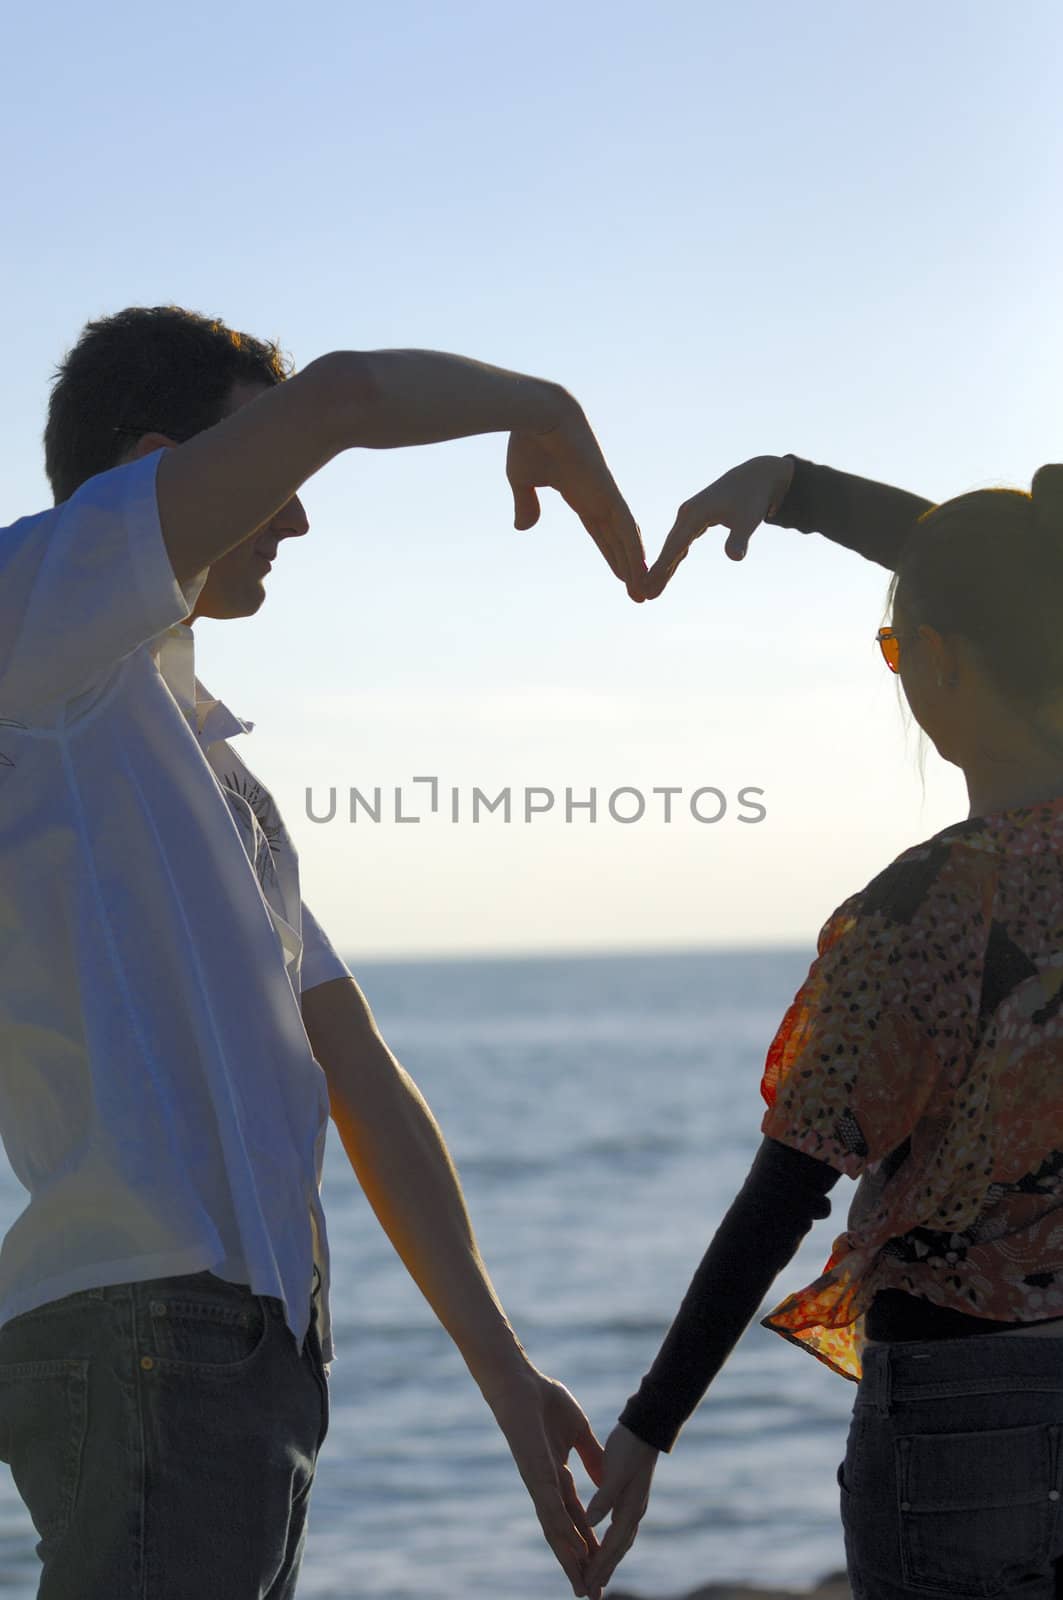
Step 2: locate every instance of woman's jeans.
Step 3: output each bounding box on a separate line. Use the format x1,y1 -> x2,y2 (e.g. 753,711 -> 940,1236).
0,1264 -> 330,1599
841,1335 -> 1063,1598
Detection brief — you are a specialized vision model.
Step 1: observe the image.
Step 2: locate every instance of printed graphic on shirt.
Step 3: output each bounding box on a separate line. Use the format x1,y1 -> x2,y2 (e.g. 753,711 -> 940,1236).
0,719 -> 26,769
216,768 -> 289,893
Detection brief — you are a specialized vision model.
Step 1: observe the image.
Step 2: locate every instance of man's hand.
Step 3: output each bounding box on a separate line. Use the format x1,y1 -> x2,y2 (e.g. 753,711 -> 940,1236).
507,404 -> 647,603
643,454 -> 795,599
582,1422 -> 660,1593
482,1364 -> 606,1598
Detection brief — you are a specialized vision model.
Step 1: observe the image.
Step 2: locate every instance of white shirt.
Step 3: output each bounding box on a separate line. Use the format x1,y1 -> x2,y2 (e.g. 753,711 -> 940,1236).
0,450 -> 351,1369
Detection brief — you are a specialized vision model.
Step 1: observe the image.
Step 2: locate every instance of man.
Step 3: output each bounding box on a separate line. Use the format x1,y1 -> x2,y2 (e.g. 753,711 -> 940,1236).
0,306 -> 646,1600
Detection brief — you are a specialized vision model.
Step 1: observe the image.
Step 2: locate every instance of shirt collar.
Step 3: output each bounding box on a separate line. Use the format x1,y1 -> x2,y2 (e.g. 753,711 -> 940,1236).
152,622 -> 255,745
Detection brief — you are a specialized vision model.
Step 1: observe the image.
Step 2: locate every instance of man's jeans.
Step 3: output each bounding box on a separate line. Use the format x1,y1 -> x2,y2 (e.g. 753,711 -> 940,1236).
840,1335 -> 1063,1598
0,1264 -> 330,1599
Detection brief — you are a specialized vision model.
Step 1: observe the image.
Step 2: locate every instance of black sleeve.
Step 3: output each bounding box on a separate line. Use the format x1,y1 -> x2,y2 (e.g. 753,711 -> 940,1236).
766,456 -> 935,572
617,1136 -> 842,1453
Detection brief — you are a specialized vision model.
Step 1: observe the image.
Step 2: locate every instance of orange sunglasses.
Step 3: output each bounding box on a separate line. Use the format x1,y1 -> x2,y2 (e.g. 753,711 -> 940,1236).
876,627 -> 901,673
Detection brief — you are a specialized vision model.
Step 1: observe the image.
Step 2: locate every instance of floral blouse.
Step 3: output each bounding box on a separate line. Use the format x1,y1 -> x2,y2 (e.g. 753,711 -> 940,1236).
760,795 -> 1063,1380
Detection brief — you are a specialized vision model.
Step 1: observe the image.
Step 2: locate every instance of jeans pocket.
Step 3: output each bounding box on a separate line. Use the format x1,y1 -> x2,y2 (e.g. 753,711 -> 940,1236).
0,1357 -> 89,1548
146,1288 -> 270,1373
314,1338 -> 330,1451
836,1457 -> 871,1600
895,1422 -> 1062,1596
836,1456 -> 856,1554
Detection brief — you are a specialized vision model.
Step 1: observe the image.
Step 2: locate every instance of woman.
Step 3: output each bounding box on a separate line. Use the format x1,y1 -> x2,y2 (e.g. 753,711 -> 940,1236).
583,458 -> 1063,1599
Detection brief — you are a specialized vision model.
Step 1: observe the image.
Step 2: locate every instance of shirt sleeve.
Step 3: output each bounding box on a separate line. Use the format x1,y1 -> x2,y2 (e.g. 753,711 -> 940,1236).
766,456 -> 935,571
0,450 -> 208,716
760,837 -> 991,1179
618,1136 -> 840,1453
299,899 -> 354,994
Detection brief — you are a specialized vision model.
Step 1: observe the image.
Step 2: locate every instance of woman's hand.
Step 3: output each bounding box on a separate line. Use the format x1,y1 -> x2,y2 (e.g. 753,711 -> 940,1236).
643,454 -> 795,598
581,1422 -> 660,1592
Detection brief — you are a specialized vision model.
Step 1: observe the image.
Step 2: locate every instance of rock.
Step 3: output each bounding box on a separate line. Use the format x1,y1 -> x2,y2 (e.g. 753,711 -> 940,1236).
607,1569 -> 851,1600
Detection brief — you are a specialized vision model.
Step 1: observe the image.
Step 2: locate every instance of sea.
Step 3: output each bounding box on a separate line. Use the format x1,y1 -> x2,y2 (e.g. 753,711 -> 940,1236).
0,948 -> 857,1600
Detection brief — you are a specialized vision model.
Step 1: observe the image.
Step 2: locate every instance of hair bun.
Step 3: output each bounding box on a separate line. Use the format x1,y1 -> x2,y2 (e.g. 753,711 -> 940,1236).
1031,465 -> 1063,534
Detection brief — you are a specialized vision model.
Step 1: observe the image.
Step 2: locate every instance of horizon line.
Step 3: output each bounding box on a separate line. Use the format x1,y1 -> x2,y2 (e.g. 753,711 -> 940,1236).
338,939 -> 817,967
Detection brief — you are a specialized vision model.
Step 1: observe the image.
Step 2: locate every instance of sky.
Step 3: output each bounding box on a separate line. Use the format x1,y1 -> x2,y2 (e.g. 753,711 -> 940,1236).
3,0 -> 1062,958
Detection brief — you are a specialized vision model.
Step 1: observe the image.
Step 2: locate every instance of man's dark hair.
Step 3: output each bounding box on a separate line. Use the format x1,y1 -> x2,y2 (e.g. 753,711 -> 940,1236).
44,305 -> 294,503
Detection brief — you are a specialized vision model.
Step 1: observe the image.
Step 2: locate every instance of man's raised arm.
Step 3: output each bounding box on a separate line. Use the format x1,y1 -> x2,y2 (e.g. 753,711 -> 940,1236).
158,349 -> 645,598
0,351 -> 643,715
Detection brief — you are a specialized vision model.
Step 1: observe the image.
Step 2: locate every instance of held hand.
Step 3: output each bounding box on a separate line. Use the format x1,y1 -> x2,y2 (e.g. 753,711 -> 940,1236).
507,403 -> 648,603
484,1365 -> 606,1598
643,454 -> 795,599
582,1422 -> 659,1593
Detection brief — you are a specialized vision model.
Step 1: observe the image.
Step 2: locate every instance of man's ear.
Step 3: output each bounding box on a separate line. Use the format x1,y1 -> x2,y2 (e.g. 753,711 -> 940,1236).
127,432 -> 178,462
112,432 -> 179,472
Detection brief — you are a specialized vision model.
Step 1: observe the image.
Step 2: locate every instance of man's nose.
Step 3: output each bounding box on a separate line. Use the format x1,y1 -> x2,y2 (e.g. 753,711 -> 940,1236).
271,493 -> 310,540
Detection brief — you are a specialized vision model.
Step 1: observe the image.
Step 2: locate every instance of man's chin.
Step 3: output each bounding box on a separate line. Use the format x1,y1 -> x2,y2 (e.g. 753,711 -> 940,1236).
198,585 -> 268,621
